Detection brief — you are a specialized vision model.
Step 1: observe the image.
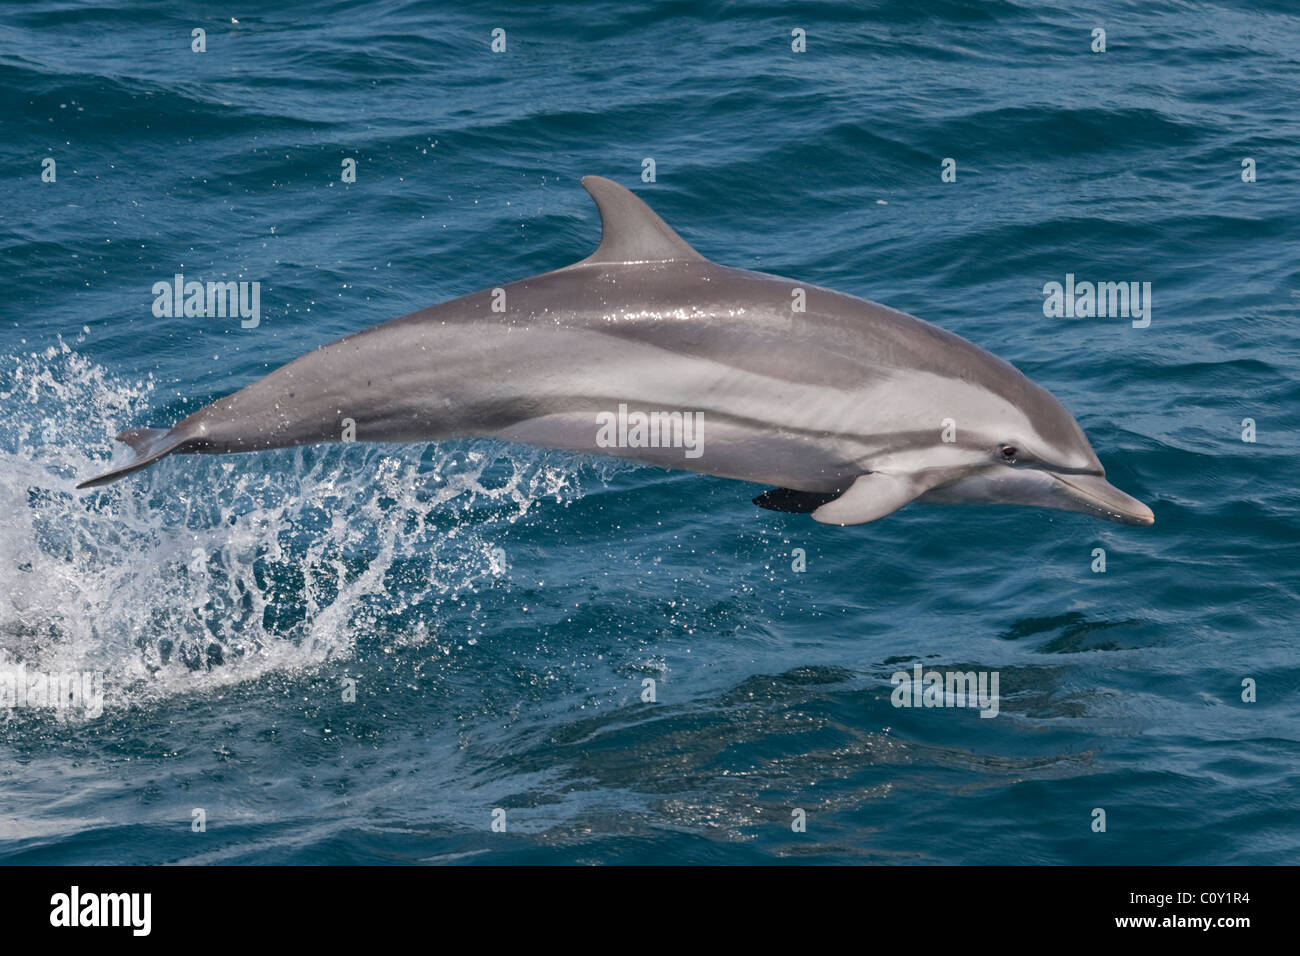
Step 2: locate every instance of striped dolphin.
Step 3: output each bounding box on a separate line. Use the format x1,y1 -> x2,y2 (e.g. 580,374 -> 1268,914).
78,176 -> 1153,527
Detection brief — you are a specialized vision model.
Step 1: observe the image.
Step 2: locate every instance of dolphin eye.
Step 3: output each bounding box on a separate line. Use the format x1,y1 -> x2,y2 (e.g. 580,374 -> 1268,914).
999,444 -> 1018,462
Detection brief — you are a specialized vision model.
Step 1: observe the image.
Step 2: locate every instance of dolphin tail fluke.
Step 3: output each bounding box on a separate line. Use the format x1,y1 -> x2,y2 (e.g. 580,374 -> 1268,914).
76,426 -> 193,489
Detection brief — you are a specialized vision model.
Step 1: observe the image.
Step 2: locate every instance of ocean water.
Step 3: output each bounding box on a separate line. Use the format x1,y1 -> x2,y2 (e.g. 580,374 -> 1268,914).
1,0 -> 1298,865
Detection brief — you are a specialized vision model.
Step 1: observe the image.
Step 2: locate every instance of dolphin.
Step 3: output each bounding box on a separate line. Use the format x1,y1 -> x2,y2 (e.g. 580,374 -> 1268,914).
77,176 -> 1153,527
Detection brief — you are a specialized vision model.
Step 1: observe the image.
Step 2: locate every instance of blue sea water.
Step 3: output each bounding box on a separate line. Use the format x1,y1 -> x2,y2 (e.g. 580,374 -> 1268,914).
1,0 -> 1298,865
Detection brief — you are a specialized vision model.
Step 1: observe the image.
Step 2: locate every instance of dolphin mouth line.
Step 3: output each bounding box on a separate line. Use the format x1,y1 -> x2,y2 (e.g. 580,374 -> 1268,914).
1052,473 -> 1154,526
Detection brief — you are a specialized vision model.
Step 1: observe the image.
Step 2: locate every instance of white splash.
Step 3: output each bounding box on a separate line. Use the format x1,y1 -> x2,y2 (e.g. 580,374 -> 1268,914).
0,337 -> 582,714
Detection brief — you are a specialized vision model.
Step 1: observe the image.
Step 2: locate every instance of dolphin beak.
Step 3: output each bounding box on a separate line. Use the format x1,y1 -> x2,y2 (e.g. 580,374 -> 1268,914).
1051,473 -> 1154,526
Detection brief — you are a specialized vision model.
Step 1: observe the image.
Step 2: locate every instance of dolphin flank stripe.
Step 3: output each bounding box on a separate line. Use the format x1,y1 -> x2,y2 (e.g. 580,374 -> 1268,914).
76,176 -> 1153,528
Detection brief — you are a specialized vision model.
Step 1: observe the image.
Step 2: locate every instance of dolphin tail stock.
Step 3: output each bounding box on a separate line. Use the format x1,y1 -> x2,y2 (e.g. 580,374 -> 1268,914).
75,426 -> 195,489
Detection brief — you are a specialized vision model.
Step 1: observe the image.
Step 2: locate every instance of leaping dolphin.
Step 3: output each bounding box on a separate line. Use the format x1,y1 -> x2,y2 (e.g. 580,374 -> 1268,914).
77,176 -> 1153,527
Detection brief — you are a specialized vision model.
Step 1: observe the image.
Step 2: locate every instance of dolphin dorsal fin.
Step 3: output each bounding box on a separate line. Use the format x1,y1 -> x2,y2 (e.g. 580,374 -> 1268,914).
575,176 -> 706,266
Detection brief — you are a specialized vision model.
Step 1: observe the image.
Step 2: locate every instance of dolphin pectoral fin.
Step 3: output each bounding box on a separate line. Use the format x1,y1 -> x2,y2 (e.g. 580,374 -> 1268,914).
76,426 -> 194,489
753,488 -> 841,514
810,473 -> 927,526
